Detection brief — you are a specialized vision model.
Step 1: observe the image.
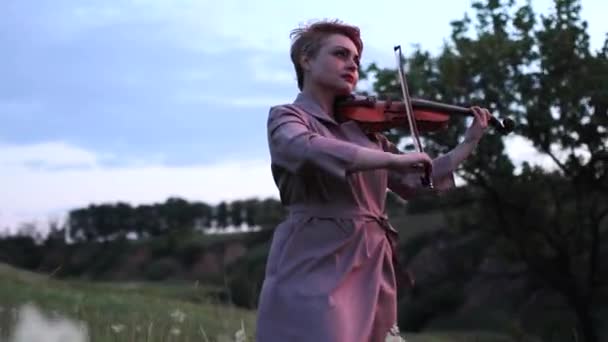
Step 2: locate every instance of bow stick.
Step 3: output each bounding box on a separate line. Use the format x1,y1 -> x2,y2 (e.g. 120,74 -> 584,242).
394,45 -> 433,188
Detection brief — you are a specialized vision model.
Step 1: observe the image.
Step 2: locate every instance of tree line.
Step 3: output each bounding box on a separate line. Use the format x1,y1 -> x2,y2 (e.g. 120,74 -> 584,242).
65,197 -> 286,242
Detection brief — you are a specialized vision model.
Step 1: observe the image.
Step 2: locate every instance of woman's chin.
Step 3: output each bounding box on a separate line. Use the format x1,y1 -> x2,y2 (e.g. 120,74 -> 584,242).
334,84 -> 354,96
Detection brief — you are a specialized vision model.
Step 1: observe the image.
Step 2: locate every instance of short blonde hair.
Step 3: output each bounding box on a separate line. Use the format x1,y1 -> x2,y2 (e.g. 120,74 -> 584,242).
289,19 -> 363,90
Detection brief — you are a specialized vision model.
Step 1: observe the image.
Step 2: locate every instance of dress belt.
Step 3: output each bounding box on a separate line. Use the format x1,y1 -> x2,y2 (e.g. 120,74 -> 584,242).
287,204 -> 395,230
286,204 -> 416,290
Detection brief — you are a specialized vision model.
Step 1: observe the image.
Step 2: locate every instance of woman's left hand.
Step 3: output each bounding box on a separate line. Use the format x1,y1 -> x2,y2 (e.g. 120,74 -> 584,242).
463,106 -> 491,144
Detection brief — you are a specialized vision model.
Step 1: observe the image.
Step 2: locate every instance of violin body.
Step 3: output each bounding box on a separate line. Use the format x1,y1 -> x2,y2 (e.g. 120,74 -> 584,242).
335,94 -> 514,134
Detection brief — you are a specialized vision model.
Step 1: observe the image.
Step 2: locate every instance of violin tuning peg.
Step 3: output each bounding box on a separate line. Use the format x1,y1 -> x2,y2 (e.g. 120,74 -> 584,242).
502,118 -> 515,133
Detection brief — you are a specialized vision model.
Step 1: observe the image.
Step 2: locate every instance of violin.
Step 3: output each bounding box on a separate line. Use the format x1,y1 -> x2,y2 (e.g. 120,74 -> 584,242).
334,94 -> 515,135
334,45 -> 516,188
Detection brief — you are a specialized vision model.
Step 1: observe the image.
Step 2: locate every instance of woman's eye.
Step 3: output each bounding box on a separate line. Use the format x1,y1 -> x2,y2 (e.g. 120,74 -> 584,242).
334,50 -> 358,65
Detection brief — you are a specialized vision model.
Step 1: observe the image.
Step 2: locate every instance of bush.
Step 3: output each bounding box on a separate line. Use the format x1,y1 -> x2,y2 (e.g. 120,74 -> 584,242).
0,237 -> 42,270
144,257 -> 182,281
176,240 -> 205,266
398,281 -> 466,331
225,243 -> 269,309
84,240 -> 130,278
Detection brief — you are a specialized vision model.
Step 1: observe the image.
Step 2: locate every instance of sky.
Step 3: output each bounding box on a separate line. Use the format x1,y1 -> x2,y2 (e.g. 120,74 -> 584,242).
1,0 -> 607,233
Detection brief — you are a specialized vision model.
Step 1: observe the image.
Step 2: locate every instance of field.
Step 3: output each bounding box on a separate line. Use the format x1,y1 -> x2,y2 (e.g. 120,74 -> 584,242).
0,262 -> 521,342
0,262 -> 255,342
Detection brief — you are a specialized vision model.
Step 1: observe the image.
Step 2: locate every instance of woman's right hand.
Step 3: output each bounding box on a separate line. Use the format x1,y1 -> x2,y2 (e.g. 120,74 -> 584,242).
389,152 -> 433,174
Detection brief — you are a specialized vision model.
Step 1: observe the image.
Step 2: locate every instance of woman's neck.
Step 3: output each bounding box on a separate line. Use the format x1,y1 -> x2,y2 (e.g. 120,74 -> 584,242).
301,85 -> 336,116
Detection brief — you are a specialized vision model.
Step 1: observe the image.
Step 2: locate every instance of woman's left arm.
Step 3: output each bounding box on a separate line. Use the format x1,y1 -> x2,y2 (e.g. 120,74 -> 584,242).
385,106 -> 492,199
433,106 -> 491,177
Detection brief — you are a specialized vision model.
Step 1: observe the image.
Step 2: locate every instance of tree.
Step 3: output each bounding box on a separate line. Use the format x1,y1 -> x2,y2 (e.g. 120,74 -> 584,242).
244,198 -> 260,228
161,197 -> 198,231
230,200 -> 245,227
363,0 -> 607,340
215,201 -> 229,228
134,204 -> 163,237
67,207 -> 97,242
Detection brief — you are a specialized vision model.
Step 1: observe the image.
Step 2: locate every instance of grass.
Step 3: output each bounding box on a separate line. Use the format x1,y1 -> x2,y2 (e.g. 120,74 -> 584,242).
0,261 -> 530,342
0,263 -> 255,342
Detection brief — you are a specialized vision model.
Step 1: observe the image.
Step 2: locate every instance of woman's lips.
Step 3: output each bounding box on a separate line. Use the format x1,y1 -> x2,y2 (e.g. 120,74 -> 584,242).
341,75 -> 355,83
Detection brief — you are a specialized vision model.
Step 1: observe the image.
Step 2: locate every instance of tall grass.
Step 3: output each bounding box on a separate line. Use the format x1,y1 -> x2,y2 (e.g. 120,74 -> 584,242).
0,264 -> 255,342
0,263 -> 540,342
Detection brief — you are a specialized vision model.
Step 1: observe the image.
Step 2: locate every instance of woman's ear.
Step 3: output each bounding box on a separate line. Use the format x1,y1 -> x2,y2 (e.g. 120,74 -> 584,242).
300,55 -> 311,72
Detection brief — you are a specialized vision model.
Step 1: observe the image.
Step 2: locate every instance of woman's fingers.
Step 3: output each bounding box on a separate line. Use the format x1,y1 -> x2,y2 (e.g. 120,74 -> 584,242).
482,108 -> 490,127
471,106 -> 489,128
393,152 -> 433,173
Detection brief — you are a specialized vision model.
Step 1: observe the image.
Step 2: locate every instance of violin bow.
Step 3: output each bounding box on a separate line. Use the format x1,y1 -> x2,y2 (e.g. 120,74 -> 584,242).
393,45 -> 434,188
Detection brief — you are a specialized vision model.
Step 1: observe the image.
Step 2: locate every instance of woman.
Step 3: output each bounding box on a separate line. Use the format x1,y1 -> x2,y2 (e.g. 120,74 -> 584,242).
256,19 -> 491,342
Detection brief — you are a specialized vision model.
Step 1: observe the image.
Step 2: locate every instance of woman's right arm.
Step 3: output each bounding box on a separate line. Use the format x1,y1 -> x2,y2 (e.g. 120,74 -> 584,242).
267,106 -> 430,181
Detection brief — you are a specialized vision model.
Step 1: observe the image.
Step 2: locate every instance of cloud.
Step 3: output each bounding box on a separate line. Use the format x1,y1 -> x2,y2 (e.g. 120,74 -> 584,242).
3,0 -> 604,168
504,135 -> 558,172
0,141 -> 279,233
0,141 -> 108,169
1,0 -> 301,169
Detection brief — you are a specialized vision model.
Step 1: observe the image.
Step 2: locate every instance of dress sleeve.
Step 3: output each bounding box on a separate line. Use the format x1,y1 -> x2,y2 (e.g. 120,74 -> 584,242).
377,133 -> 456,200
267,105 -> 362,181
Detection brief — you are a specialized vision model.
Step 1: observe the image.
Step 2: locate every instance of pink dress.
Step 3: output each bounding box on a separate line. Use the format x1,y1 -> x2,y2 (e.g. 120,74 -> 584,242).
255,92 -> 455,342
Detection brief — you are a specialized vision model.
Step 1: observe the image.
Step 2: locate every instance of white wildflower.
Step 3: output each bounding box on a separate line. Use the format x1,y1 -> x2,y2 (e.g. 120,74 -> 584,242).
234,319 -> 247,342
385,323 -> 407,342
111,323 -> 125,333
199,326 -> 210,342
169,309 -> 186,323
170,327 -> 181,336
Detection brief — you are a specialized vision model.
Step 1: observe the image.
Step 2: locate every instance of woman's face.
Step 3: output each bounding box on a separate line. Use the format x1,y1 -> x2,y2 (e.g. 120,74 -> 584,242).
302,33 -> 360,96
